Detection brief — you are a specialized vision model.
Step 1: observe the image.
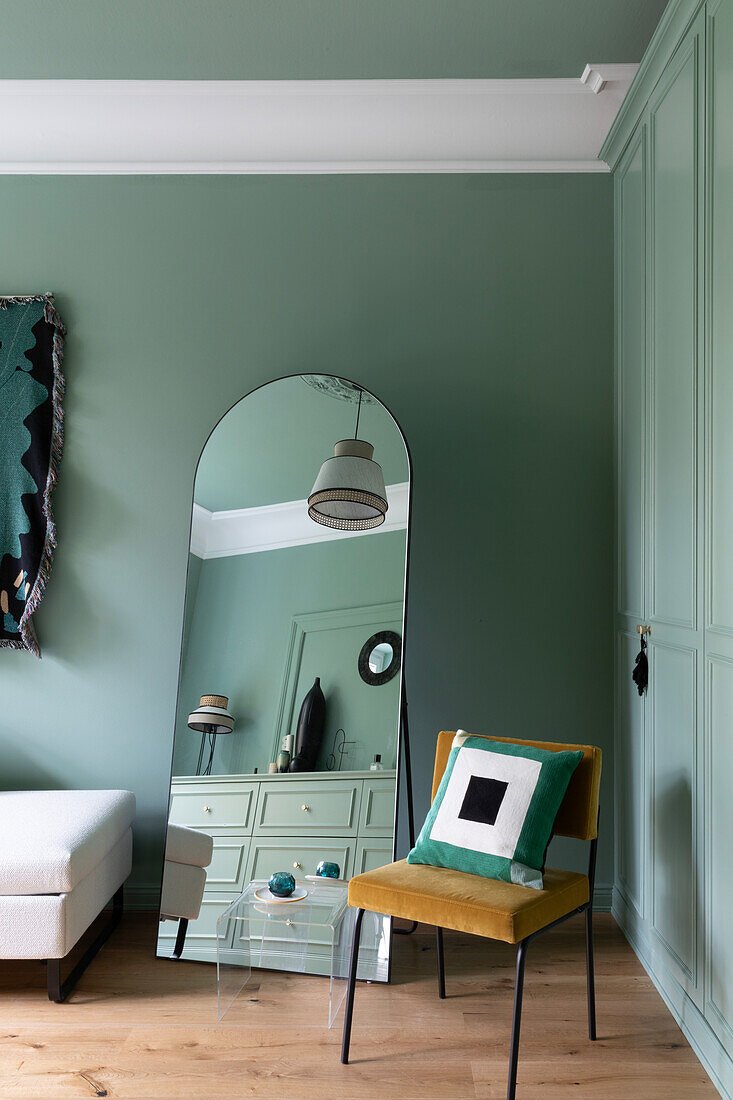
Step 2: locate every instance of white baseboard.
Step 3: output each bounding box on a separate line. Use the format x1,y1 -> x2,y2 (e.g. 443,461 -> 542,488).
613,886 -> 731,1100
593,882 -> 613,912
124,882 -> 160,911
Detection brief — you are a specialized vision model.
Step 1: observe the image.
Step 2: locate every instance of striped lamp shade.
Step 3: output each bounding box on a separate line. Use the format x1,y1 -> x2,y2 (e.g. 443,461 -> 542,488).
308,439 -> 388,531
187,695 -> 235,735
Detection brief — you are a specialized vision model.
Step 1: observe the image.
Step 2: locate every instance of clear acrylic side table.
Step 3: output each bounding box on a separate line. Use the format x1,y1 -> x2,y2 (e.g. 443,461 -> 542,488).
216,880 -> 389,1028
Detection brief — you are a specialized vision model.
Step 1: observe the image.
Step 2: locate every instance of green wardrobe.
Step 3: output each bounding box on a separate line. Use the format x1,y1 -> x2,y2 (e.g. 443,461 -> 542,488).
603,1 -> 732,1094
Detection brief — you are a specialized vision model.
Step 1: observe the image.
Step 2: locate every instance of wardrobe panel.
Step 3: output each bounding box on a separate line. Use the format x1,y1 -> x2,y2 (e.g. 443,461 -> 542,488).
708,656 -> 733,1041
611,2 -> 733,1085
709,0 -> 733,635
617,133 -> 646,620
650,641 -> 696,978
706,0 -> 733,1052
616,630 -> 645,915
649,44 -> 698,629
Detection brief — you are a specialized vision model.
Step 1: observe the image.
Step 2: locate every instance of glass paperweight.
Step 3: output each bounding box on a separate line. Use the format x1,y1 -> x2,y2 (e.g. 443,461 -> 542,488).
316,860 -> 340,879
268,871 -> 295,897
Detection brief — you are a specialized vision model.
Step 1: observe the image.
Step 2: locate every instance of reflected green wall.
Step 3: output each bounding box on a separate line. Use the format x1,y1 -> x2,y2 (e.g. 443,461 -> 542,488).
0,173 -> 613,901
173,531 -> 407,776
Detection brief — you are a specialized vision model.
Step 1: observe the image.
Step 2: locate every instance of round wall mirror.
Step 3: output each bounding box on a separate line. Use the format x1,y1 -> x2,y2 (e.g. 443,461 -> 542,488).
358,630 -> 402,686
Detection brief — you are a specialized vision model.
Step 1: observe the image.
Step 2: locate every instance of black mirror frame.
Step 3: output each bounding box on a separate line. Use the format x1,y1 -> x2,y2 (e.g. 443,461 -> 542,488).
358,630 -> 402,686
160,372 -> 413,987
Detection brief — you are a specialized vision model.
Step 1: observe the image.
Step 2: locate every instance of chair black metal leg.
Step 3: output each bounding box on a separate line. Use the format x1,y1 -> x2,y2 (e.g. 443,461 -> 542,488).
48,885 -> 124,1003
507,938 -> 529,1100
436,926 -> 446,999
341,908 -> 365,1065
585,904 -> 597,1040
585,812 -> 599,1043
171,917 -> 189,960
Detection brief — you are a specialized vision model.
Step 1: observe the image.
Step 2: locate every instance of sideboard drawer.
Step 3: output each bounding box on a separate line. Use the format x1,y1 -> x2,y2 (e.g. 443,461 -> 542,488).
354,837 -> 394,875
358,777 -> 397,835
169,783 -> 257,834
255,780 -> 360,835
246,838 -> 354,882
205,837 -> 250,891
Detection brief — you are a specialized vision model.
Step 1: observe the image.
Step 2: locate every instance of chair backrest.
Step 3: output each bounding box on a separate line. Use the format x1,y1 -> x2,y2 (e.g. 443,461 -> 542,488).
431,732 -> 601,841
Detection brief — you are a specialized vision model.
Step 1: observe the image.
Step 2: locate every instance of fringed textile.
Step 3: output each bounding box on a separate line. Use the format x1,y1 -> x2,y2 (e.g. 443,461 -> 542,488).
0,294 -> 66,656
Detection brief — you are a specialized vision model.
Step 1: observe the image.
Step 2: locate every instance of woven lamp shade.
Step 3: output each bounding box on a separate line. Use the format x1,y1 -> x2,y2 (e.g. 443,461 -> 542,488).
200,695 -> 228,709
308,439 -> 388,531
187,694 -> 235,734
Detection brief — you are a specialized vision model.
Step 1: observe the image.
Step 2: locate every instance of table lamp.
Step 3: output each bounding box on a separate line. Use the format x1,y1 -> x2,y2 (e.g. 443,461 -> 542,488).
188,694 -> 235,776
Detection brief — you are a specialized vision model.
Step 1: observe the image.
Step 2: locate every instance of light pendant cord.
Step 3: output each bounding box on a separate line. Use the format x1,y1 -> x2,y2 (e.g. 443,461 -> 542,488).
354,388 -> 363,439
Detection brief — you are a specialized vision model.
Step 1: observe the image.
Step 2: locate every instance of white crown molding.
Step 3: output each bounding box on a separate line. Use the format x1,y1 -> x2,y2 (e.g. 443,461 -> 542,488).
0,71 -> 637,174
191,482 -> 409,559
580,63 -> 640,95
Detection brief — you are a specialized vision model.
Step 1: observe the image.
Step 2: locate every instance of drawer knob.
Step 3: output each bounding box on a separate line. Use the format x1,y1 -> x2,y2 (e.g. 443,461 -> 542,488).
301,804 -> 310,812
203,805 -> 211,813
293,861 -> 301,869
286,919 -> 294,926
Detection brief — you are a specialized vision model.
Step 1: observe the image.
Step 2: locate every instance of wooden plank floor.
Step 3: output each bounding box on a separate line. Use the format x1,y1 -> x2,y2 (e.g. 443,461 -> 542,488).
0,912 -> 715,1099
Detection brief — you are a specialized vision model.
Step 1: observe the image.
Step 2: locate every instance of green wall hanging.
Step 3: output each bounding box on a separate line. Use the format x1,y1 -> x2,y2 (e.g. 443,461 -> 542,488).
0,294 -> 66,656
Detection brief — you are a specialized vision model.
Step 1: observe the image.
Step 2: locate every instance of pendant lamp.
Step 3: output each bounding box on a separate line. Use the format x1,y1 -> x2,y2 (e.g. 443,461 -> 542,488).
308,388 -> 388,531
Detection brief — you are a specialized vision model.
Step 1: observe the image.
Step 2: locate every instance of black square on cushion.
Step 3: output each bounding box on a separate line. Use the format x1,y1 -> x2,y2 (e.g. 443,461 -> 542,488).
458,775 -> 509,827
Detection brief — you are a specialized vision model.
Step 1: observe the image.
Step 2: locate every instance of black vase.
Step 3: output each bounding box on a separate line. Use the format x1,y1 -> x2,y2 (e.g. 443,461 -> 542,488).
289,676 -> 326,772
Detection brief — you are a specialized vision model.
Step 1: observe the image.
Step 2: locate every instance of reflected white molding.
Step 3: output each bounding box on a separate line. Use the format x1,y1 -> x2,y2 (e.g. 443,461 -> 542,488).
191,482 -> 409,559
0,69 -> 637,173
580,63 -> 639,95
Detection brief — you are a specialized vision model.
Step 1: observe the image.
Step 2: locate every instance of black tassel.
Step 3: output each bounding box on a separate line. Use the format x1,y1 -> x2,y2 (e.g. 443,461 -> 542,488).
632,634 -> 648,696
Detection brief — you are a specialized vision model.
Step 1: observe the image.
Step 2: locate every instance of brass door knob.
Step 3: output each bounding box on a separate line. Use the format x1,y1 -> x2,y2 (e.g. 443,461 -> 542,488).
301,804 -> 310,812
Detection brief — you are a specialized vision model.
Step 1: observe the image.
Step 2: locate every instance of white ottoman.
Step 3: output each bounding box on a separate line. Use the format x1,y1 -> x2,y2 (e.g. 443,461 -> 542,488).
160,823 -> 213,959
0,789 -> 135,1001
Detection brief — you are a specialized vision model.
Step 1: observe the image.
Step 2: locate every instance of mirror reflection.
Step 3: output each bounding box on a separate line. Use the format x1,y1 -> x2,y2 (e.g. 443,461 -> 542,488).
369,643 -> 393,673
157,375 -> 409,989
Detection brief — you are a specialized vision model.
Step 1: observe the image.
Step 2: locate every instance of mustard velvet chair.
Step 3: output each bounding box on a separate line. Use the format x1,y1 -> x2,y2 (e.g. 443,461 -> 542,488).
340,732 -> 602,1100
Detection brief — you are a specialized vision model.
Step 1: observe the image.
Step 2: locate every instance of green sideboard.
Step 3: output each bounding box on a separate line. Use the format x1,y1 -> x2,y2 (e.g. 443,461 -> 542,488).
157,769 -> 396,970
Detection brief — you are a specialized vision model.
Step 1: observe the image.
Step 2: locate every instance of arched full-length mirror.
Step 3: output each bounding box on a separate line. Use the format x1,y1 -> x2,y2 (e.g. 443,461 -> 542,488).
157,375 -> 409,990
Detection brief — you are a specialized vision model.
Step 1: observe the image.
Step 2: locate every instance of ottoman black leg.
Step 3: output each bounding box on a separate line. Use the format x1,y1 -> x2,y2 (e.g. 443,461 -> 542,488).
171,917 -> 189,960
48,885 -> 124,1003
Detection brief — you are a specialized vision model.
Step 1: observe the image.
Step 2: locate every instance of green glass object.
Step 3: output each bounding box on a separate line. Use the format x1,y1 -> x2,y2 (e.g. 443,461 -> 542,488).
277,750 -> 291,772
316,860 -> 340,879
268,871 -> 295,897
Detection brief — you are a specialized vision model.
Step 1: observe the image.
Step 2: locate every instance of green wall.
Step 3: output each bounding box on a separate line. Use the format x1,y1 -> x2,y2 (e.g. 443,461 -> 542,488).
1,0 -> 666,79
0,173 -> 613,901
173,531 -> 407,776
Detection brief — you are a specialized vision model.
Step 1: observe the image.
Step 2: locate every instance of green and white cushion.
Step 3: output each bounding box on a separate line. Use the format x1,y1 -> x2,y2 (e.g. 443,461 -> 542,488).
406,731 -> 583,889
